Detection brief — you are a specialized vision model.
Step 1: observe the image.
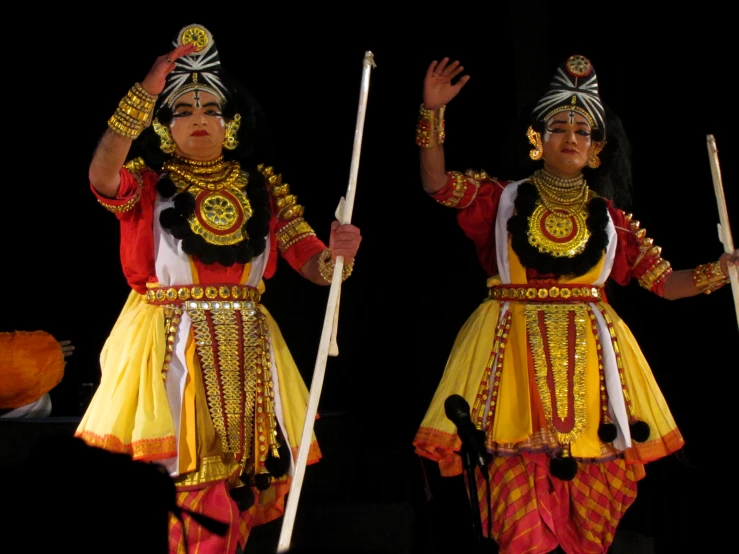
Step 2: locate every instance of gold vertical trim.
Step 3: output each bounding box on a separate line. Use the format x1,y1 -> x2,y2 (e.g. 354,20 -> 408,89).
525,304 -> 588,445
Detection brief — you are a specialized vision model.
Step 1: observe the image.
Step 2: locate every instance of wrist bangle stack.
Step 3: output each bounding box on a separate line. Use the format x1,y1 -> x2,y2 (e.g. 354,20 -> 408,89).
415,103 -> 446,148
318,248 -> 354,284
692,260 -> 729,294
108,82 -> 158,139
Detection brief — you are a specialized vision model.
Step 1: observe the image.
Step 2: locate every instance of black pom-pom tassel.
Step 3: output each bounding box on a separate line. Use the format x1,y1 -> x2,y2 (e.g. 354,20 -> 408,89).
550,454 -> 578,481
159,208 -> 178,230
234,242 -> 254,264
170,219 -> 190,240
598,422 -> 618,443
182,234 -> 207,256
198,249 -> 217,265
157,177 -> 176,198
264,443 -> 290,479
250,237 -> 266,257
630,420 -> 651,443
218,246 -> 236,267
174,192 -> 196,217
254,473 -> 271,491
229,484 -> 255,512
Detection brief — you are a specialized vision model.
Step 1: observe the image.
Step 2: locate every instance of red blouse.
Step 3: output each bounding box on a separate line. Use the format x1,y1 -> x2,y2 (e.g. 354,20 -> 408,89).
430,170 -> 671,296
92,163 -> 327,294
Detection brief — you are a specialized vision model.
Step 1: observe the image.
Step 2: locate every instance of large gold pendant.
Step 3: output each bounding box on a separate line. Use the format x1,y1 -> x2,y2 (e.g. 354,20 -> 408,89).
189,186 -> 253,246
527,203 -> 590,258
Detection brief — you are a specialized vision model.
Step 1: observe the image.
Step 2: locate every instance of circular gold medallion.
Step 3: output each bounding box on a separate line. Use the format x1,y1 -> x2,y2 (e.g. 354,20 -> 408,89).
180,26 -> 209,52
527,204 -> 590,258
567,55 -> 592,77
544,212 -> 574,239
202,194 -> 238,229
188,187 -> 253,246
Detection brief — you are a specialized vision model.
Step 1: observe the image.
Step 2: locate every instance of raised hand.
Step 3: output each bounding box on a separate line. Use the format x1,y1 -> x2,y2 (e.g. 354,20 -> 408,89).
423,57 -> 470,110
140,42 -> 198,97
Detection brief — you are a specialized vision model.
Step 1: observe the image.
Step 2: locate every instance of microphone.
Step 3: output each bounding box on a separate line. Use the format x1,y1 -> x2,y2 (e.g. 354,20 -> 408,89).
444,394 -> 492,468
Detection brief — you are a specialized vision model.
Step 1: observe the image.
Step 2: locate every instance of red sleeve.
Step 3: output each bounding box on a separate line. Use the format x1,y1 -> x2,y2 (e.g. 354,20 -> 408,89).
607,202 -> 672,296
429,170 -> 507,277
91,160 -> 159,293
261,165 -> 327,279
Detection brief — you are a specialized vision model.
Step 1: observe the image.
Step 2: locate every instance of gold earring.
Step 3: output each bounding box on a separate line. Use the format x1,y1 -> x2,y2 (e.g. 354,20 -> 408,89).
527,126 -> 543,160
152,119 -> 176,154
587,140 -> 606,168
223,113 -> 242,150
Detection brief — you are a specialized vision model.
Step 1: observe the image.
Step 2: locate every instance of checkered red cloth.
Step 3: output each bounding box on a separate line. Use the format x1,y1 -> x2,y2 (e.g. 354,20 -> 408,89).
168,481 -> 255,554
473,452 -> 638,553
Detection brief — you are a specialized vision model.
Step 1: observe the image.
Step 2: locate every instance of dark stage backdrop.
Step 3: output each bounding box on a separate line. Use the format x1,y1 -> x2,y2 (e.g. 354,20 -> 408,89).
4,4 -> 737,553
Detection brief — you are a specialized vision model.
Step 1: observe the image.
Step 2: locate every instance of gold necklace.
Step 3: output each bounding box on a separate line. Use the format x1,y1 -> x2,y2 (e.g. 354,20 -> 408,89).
530,169 -> 588,210
526,170 -> 591,258
163,159 -> 242,191
161,156 -> 253,246
172,153 -> 225,167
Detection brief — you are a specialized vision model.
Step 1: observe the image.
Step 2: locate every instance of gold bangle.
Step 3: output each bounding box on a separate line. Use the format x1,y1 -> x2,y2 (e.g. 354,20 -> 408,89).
107,83 -> 158,139
318,248 -> 354,283
692,260 -> 729,294
415,103 -> 446,148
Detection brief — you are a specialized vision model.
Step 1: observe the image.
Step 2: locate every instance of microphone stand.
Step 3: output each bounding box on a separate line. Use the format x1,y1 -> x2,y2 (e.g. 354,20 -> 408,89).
460,442 -> 486,553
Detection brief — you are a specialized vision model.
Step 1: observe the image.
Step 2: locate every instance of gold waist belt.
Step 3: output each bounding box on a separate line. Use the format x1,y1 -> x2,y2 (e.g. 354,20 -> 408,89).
488,284 -> 603,302
144,284 -> 261,305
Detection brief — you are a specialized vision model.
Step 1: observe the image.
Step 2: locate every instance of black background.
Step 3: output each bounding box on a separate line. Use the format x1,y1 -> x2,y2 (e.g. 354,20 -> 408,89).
3,4 -> 738,553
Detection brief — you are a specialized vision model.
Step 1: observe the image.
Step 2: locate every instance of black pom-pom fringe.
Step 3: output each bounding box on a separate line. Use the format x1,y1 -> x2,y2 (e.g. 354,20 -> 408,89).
550,454 -> 578,481
630,420 -> 651,443
598,422 -> 618,443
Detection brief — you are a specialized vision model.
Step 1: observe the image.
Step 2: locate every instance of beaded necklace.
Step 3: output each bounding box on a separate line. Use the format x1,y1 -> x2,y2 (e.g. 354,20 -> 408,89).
526,169 -> 592,258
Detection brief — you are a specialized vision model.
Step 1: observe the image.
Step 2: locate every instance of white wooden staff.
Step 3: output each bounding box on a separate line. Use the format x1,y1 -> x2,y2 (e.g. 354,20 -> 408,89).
706,134 -> 739,331
276,50 -> 376,553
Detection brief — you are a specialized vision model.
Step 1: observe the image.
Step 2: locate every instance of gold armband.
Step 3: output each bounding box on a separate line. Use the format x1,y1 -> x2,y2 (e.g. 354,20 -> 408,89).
108,83 -> 158,139
638,259 -> 672,291
692,261 -> 729,294
415,103 -> 445,148
318,248 -> 354,284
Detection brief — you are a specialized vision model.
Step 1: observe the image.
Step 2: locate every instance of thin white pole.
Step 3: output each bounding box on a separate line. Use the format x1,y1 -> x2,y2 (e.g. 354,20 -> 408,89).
276,51 -> 376,553
706,134 -> 739,331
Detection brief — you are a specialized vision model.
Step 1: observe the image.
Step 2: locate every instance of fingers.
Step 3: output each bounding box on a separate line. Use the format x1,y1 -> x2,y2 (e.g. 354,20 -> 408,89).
164,43 -> 198,66
441,60 -> 461,77
434,57 -> 450,76
329,223 -> 362,261
427,58 -> 466,84
721,250 -> 739,266
454,74 -> 471,90
58,340 -> 75,357
449,65 -> 465,80
426,60 -> 439,79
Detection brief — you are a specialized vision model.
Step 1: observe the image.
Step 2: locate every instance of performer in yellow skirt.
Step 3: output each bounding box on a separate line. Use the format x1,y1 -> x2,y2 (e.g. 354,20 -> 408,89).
412,54 -> 738,553
75,23 -> 362,554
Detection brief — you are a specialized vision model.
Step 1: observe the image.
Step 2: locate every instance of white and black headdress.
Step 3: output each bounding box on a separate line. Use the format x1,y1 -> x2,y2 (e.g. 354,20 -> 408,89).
161,24 -> 229,108
531,55 -> 606,138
